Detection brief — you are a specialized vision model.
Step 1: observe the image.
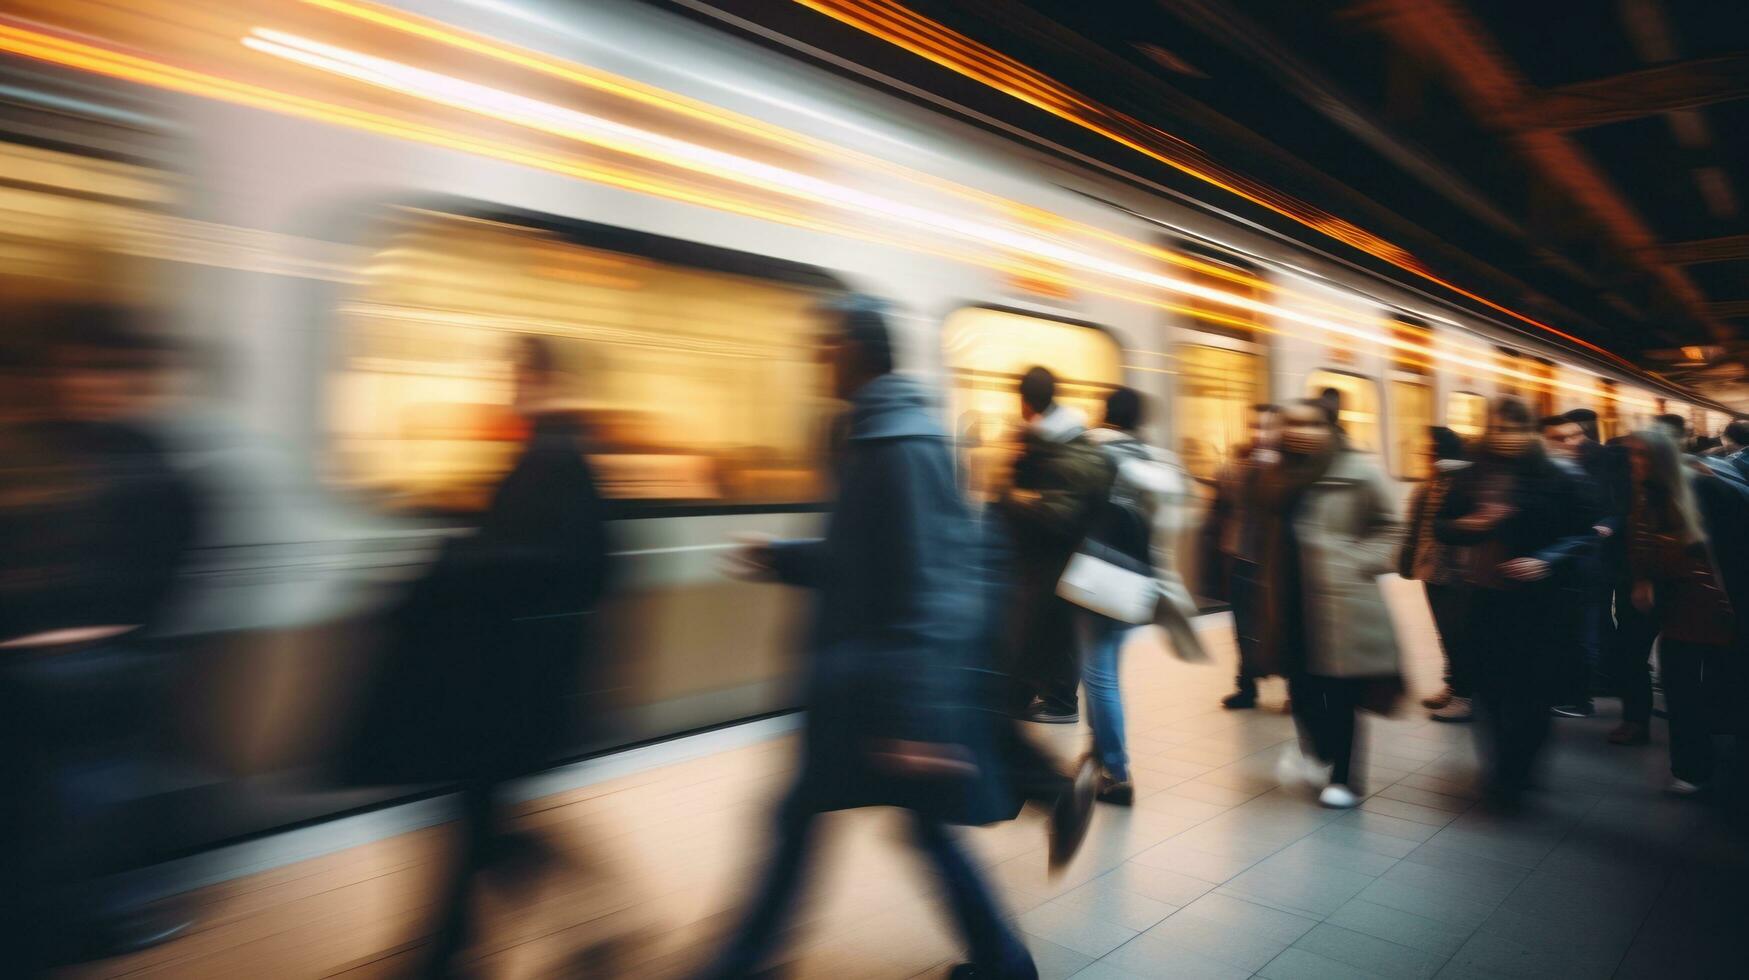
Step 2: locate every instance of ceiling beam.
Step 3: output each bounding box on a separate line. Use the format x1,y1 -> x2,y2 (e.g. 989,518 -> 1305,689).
1499,52 -> 1749,131
1642,233 -> 1749,265
1704,300 -> 1749,318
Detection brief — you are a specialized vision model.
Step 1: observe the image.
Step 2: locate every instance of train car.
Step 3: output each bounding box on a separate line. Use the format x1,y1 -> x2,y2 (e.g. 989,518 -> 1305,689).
0,0 -> 1722,845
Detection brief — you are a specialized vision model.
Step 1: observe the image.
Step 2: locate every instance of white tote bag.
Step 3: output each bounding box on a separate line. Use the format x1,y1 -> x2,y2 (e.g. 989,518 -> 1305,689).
1056,542 -> 1157,624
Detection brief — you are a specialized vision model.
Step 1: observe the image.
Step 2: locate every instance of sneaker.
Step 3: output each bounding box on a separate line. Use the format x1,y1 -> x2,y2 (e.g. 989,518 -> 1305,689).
1431,696 -> 1474,723
1421,686 -> 1455,710
1096,770 -> 1134,806
1319,784 -> 1359,809
1551,702 -> 1595,718
1221,689 -> 1257,710
1666,778 -> 1704,797
1049,754 -> 1097,871
1025,698 -> 1079,725
1608,722 -> 1650,746
1275,745 -> 1331,790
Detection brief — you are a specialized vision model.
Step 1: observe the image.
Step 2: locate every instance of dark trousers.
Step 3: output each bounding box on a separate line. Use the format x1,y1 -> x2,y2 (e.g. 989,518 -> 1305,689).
428,780 -> 499,975
1471,591 -> 1555,796
1231,558 -> 1263,694
707,789 -> 1028,978
1610,586 -> 1661,725
1424,583 -> 1473,698
1010,595 -> 1080,715
1289,674 -> 1366,788
1662,640 -> 1726,784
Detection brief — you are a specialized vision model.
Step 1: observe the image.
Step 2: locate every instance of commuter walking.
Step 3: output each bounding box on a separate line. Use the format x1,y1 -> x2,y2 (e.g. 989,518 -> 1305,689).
1400,427 -> 1474,722
996,367 -> 1114,724
1076,387 -> 1198,804
1257,401 -> 1403,809
1211,403 -> 1283,710
1436,398 -> 1596,807
710,296 -> 1034,979
1542,415 -> 1610,719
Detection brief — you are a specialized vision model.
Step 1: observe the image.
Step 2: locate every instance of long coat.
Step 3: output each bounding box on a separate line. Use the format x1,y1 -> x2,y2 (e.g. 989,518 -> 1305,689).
1289,451 -> 1403,679
770,373 -> 1016,825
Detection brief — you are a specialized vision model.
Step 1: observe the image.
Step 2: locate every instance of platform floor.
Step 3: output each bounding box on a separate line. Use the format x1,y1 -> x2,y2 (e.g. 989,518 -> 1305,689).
62,581 -> 1749,979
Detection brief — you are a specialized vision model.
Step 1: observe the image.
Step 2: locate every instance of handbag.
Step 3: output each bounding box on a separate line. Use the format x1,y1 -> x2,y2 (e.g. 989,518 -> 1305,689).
1056,538 -> 1157,624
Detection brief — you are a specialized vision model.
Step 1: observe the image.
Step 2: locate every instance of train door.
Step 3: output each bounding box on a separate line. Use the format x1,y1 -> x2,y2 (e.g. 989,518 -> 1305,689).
940,306 -> 1124,502
1386,317 -> 1436,481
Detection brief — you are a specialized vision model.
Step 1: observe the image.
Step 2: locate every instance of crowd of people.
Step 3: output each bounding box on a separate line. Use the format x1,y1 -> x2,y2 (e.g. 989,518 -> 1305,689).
5,296 -> 1745,979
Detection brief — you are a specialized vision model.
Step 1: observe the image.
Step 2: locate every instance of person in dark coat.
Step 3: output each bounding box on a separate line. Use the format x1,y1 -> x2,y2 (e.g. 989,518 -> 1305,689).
1436,398 -> 1597,807
707,297 -> 1034,980
402,336 -> 612,977
1401,426 -> 1474,722
1542,414 -> 1610,719
1212,403 -> 1283,710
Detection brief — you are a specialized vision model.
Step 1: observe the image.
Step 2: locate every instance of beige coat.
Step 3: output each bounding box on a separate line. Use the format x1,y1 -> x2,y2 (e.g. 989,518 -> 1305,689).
1292,450 -> 1404,678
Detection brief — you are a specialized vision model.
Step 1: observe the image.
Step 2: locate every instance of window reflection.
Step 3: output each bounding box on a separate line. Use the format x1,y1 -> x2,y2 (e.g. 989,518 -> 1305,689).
1446,391 -> 1488,439
1390,380 -> 1433,480
327,209 -> 834,513
1307,369 -> 1380,454
1175,345 -> 1262,482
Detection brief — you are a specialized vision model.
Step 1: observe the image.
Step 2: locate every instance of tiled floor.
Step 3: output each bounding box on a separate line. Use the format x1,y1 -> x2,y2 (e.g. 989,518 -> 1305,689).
64,580 -> 1749,978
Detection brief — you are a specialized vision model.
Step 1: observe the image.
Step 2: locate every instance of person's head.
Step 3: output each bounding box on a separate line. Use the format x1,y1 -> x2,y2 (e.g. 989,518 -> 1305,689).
1019,365 -> 1055,422
47,303 -> 167,422
1654,413 -> 1688,442
1103,386 -> 1144,433
1540,414 -> 1584,459
1316,386 -> 1342,427
1564,408 -> 1599,443
511,335 -> 563,414
1281,399 -> 1335,455
1724,418 -> 1749,451
1251,402 -> 1283,448
1484,397 -> 1537,457
1429,426 -> 1466,462
817,294 -> 895,400
1625,428 -> 1706,544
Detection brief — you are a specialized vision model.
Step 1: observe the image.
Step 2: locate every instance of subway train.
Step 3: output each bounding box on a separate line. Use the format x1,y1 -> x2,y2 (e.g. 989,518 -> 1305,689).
0,0 -> 1728,846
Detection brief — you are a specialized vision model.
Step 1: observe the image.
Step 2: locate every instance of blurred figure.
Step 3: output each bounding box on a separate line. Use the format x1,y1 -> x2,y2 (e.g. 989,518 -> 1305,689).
1541,415 -> 1609,720
1259,401 -> 1402,809
0,306 -> 200,973
1077,387 -> 1198,804
996,366 -> 1114,724
712,297 -> 1034,980
1699,419 -> 1749,488
1316,386 -> 1343,432
1401,427 -> 1474,722
1566,408 -> 1601,444
1622,430 -> 1738,797
341,336 -> 612,977
1655,413 -> 1688,443
1436,398 -> 1596,807
1210,403 -> 1283,710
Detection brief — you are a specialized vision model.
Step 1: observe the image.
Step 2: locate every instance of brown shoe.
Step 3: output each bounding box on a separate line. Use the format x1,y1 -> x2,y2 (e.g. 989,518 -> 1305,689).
1608,722 -> 1650,746
1421,686 -> 1455,710
1096,769 -> 1134,806
1049,754 -> 1097,872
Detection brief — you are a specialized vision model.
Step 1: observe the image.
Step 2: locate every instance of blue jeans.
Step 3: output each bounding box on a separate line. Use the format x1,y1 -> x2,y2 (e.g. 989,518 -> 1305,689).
708,788 -> 1030,978
1080,614 -> 1133,781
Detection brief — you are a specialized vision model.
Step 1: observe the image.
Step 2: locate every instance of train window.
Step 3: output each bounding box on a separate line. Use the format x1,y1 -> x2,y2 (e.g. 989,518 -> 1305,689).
1447,391 -> 1488,438
943,307 -> 1122,501
1307,369 -> 1380,454
1175,344 -> 1264,482
1390,380 -> 1434,480
1599,379 -> 1621,441
1528,359 -> 1556,418
326,208 -> 839,514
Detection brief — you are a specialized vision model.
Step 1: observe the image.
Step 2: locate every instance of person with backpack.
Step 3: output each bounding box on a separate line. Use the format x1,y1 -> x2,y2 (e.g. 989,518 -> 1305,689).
1073,387 -> 1198,804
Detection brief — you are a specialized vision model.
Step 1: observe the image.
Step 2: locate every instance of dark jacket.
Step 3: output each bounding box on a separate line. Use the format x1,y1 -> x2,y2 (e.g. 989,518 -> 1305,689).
342,412 -> 612,786
1434,449 -> 1598,592
770,374 -> 1016,824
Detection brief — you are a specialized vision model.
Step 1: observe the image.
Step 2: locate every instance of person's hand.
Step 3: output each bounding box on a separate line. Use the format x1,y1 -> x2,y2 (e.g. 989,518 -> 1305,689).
721,532 -> 778,581
868,739 -> 976,778
1593,524 -> 1613,539
1632,580 -> 1654,612
1498,557 -> 1550,582
1455,503 -> 1514,532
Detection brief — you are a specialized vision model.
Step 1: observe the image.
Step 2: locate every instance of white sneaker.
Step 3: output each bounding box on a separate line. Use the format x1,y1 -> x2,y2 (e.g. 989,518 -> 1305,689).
1319,784 -> 1359,809
1666,778 -> 1704,797
1276,745 -> 1331,790
1431,697 -> 1474,723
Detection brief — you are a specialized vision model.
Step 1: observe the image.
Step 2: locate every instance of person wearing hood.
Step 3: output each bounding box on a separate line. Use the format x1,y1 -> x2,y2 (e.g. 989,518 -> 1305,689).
1255,400 -> 1404,809
1401,427 -> 1475,722
995,366 -> 1115,724
1436,398 -> 1597,807
710,296 -> 1034,980
1076,387 -> 1201,804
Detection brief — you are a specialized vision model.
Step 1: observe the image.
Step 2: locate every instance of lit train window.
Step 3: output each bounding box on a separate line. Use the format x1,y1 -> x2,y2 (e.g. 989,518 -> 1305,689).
1307,370 -> 1380,454
1175,344 -> 1264,482
1446,391 -> 1488,438
1599,379 -> 1621,441
942,308 -> 1122,502
326,209 -> 839,513
1390,380 -> 1434,480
